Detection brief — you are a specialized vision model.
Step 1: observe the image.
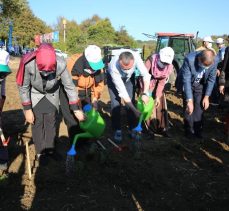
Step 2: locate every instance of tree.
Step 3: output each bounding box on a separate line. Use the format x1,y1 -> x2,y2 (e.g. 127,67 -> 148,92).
80,15 -> 101,32
87,18 -> 116,45
115,26 -> 137,48
0,0 -> 51,46
52,17 -> 87,53
66,20 -> 87,53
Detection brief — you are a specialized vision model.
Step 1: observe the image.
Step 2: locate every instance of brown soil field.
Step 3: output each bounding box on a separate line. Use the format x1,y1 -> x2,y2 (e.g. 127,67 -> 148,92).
0,57 -> 229,211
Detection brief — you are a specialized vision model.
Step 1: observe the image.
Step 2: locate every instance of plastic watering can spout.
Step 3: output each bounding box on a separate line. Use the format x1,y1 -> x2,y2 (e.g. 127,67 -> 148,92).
67,145 -> 77,156
134,114 -> 144,132
68,132 -> 93,156
72,132 -> 93,146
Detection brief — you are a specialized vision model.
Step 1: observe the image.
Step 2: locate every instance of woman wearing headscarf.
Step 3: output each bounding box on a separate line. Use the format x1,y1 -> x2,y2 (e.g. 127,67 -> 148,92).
17,43 -> 85,165
144,47 -> 175,137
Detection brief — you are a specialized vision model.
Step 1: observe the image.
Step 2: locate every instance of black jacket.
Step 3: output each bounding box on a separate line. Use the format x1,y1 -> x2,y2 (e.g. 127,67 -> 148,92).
219,47 -> 229,86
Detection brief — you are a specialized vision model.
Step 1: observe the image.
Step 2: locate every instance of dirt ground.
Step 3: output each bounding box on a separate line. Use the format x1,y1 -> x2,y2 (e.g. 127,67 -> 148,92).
0,57 -> 229,211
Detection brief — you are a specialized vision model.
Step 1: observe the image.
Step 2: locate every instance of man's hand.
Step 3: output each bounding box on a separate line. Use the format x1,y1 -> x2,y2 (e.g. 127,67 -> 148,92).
155,97 -> 160,108
219,85 -> 225,95
202,96 -> 210,110
74,110 -> 86,122
141,94 -> 149,104
125,101 -> 141,118
216,69 -> 221,77
92,99 -> 98,110
186,100 -> 194,115
133,108 -> 141,118
24,109 -> 35,124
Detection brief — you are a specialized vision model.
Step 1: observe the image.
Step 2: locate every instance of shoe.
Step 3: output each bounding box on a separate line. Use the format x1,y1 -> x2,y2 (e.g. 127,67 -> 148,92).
143,130 -> 154,140
185,131 -> 195,139
46,150 -> 63,162
159,129 -> 171,138
162,131 -> 172,138
114,130 -> 122,143
129,129 -> 137,139
194,133 -> 203,140
35,154 -> 49,166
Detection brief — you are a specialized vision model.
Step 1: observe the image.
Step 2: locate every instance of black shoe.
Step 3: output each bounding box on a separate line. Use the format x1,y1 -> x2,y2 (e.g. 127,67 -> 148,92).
47,151 -> 63,162
194,133 -> 203,140
36,154 -> 49,166
161,130 -> 172,138
185,131 -> 195,139
143,130 -> 155,140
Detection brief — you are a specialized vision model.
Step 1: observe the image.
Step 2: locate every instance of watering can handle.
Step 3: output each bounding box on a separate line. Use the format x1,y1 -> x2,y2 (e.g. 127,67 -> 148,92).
72,132 -> 93,146
138,114 -> 144,124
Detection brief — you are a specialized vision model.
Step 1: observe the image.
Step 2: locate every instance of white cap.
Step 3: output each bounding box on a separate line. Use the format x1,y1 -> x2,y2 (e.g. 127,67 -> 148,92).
84,45 -> 104,71
216,38 -> 224,44
0,49 -> 11,73
203,36 -> 214,43
0,50 -> 9,65
159,47 -> 175,64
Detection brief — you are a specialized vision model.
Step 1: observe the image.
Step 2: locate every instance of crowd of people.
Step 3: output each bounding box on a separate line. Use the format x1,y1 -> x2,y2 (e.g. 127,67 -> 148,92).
0,35 -> 228,167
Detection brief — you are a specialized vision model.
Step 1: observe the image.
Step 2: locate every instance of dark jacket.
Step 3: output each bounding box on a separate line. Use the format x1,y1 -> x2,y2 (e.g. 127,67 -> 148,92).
70,54 -> 105,100
219,47 -> 229,87
180,51 -> 218,100
219,47 -> 229,104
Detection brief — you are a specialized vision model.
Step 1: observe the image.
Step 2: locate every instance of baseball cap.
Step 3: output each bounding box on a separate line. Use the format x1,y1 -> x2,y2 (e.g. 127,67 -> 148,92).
159,47 -> 175,64
84,45 -> 105,71
216,38 -> 224,44
0,50 -> 11,73
203,36 -> 214,43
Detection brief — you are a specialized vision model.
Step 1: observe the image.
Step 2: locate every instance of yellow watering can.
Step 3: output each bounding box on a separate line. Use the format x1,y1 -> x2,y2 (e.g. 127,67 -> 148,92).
67,104 -> 106,156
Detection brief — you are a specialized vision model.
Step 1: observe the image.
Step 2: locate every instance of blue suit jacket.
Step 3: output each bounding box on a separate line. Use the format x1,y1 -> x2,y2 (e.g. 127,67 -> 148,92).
180,51 -> 218,100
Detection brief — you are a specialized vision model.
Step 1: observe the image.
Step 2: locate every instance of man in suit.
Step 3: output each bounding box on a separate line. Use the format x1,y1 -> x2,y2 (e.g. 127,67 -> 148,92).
181,49 -> 218,139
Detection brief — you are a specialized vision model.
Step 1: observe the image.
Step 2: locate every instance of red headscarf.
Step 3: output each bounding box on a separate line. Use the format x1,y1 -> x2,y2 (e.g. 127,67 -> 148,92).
16,43 -> 56,86
36,43 -> 56,71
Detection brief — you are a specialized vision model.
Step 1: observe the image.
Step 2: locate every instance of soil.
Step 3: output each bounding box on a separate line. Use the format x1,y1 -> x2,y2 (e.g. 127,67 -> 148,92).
0,57 -> 229,211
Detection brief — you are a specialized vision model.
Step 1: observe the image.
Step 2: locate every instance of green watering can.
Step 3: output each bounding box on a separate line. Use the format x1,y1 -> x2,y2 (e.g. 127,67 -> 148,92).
67,104 -> 106,156
134,96 -> 154,132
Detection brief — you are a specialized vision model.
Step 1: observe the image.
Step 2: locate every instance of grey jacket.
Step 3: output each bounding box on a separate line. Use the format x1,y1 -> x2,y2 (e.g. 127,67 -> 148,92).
18,56 -> 78,111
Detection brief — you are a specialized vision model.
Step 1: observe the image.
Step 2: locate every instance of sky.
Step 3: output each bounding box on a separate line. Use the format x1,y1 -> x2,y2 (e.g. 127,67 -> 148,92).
28,0 -> 229,41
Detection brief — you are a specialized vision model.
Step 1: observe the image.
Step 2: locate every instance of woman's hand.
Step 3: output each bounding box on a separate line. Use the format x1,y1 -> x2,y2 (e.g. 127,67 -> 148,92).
24,109 -> 35,124
74,110 -> 86,122
141,94 -> 149,104
155,97 -> 160,108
